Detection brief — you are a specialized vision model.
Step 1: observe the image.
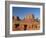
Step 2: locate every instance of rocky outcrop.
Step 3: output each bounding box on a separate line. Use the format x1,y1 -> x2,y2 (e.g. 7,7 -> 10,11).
12,14 -> 40,31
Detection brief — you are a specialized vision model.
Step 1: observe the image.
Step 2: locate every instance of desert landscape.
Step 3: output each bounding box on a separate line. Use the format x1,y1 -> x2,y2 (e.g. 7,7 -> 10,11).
12,14 -> 40,31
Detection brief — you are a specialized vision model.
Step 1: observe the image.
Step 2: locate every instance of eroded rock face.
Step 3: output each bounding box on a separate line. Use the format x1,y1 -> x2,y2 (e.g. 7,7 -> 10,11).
12,14 -> 40,31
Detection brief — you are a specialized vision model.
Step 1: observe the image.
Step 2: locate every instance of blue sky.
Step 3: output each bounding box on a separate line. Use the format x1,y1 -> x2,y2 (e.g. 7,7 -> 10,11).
12,7 -> 40,19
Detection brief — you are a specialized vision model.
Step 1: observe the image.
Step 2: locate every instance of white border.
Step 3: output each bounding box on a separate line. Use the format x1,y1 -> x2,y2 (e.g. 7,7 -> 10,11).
10,4 -> 43,34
